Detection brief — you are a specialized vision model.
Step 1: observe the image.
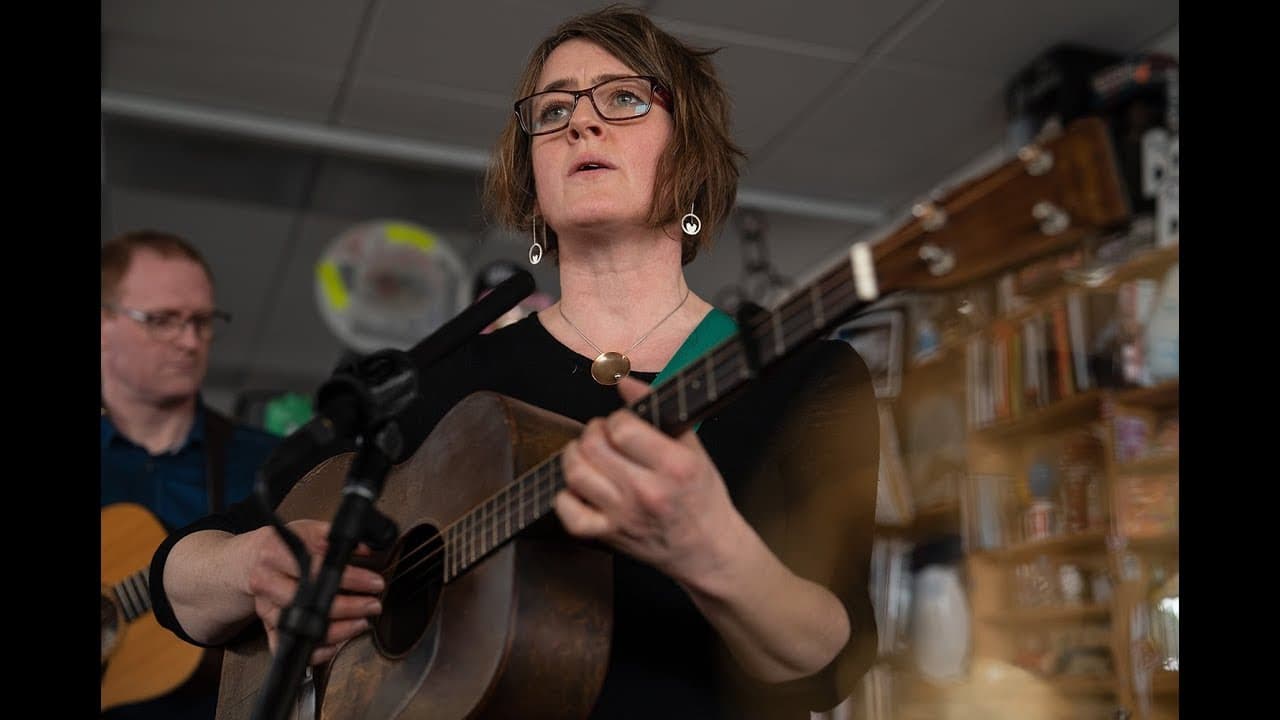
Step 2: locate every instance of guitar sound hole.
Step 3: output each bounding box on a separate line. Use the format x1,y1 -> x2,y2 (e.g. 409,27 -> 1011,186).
373,523 -> 443,658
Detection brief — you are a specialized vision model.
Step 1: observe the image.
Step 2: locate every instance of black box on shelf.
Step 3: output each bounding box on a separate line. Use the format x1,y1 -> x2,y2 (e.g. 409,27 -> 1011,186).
1004,44 -> 1124,149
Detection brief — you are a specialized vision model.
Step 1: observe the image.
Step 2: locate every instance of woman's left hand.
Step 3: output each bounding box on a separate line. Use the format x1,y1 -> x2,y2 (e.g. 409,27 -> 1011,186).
556,376 -> 743,584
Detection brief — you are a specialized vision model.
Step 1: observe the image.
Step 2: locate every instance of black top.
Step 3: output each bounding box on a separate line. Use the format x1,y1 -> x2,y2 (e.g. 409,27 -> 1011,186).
150,312 -> 880,719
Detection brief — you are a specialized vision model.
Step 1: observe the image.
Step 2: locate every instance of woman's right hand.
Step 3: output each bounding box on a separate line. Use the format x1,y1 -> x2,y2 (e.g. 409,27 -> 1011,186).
240,519 -> 386,665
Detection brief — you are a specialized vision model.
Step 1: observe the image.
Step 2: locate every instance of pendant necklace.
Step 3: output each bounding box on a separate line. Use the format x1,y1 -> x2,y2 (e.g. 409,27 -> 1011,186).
559,287 -> 691,385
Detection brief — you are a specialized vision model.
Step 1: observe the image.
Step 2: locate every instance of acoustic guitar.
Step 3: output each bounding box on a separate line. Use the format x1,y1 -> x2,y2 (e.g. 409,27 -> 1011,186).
101,502 -> 214,711
215,117 -> 1131,719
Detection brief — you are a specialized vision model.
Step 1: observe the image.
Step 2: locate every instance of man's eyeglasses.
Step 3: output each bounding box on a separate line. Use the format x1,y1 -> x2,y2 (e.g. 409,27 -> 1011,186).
103,303 -> 231,341
514,75 -> 672,136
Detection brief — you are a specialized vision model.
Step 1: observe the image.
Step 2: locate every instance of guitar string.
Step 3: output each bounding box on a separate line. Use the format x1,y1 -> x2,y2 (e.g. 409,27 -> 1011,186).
378,277 -> 865,592
375,266 -> 862,588
375,267 -> 862,589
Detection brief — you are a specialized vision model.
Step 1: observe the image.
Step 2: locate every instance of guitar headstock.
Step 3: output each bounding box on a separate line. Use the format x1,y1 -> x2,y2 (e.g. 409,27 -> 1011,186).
865,116 -> 1132,296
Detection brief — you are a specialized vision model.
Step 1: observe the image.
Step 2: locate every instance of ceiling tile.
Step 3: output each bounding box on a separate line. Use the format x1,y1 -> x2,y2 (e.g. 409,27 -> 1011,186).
650,0 -> 910,56
357,0 -> 608,96
745,62 -> 1007,212
338,80 -> 509,149
886,0 -> 1179,75
103,41 -> 345,121
102,0 -> 368,68
659,30 -> 851,156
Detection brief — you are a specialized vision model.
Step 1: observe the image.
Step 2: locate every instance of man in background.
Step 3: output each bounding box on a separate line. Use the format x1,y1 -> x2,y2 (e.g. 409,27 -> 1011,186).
101,229 -> 279,719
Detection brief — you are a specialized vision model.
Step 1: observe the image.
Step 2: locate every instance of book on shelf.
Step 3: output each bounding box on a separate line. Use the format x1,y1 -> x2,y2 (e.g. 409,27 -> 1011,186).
960,473 -> 1014,552
874,401 -> 915,526
966,274 -> 1178,430
870,537 -> 915,658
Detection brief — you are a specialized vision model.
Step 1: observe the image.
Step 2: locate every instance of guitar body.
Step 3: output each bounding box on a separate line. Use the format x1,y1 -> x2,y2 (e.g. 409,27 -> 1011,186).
101,502 -> 208,711
217,392 -> 614,720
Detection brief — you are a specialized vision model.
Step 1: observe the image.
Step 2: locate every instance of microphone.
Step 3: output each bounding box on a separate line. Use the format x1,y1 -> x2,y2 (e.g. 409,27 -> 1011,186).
259,268 -> 536,486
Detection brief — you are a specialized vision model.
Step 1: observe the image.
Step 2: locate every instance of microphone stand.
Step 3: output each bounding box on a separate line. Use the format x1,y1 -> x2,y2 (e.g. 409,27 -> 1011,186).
252,420 -> 402,720
246,268 -> 536,720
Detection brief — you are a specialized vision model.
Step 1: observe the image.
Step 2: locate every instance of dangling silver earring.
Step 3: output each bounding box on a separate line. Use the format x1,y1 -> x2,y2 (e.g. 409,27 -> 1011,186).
529,216 -> 544,265
681,202 -> 702,236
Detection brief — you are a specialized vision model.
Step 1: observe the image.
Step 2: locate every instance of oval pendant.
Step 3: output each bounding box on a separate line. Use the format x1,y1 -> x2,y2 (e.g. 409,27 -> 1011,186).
591,352 -> 631,385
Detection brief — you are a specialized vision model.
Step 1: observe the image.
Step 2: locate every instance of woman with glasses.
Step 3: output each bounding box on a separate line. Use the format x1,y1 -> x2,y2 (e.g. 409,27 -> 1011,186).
150,7 -> 880,718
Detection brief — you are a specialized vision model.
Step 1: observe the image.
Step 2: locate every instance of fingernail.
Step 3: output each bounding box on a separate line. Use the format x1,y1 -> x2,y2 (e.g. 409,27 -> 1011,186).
368,600 -> 383,615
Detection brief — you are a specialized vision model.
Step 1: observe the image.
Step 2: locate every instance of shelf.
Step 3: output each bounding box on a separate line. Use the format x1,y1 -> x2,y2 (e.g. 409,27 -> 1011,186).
1114,379 -> 1179,410
1150,670 -> 1179,696
973,390 -> 1104,440
1117,532 -> 1179,555
1115,453 -> 1178,475
876,501 -> 960,540
1090,244 -> 1180,289
1048,674 -> 1117,695
982,603 -> 1110,626
1132,669 -> 1179,701
911,246 -> 1180,371
975,529 -> 1107,562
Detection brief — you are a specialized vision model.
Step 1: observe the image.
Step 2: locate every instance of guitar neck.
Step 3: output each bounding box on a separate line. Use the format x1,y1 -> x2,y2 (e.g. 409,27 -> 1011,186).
442,243 -> 881,582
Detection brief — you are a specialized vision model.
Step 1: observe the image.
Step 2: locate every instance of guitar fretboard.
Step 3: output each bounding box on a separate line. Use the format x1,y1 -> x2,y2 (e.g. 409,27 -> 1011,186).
442,243 -> 879,582
112,569 -> 152,622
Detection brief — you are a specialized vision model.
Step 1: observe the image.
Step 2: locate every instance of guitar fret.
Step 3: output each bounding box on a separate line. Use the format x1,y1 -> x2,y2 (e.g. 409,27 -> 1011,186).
458,515 -> 465,568
706,357 -> 717,400
771,313 -> 784,356
537,467 -> 547,516
809,284 -> 825,328
649,396 -> 660,426
505,485 -> 512,541
467,512 -> 475,566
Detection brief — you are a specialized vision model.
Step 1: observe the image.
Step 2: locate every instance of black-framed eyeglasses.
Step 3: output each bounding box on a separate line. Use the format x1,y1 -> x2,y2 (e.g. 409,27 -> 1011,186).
102,303 -> 231,341
514,75 -> 673,136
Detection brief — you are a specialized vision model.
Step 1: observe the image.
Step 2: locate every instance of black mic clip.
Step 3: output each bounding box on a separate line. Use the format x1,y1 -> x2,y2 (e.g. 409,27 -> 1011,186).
317,348 -> 420,442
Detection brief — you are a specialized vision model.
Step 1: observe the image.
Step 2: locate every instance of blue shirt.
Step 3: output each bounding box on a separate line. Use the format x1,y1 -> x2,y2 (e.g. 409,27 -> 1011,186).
101,397 -> 280,720
100,397 -> 280,531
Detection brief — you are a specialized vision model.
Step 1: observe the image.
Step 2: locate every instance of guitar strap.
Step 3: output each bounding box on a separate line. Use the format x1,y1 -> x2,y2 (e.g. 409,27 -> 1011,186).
203,407 -> 233,514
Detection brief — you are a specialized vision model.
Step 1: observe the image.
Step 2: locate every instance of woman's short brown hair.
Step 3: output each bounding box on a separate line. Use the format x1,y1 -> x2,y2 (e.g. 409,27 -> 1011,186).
483,4 -> 746,265
101,229 -> 213,305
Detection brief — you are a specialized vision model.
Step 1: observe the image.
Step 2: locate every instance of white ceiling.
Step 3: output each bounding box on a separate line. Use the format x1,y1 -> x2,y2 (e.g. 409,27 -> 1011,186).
99,0 -> 1179,408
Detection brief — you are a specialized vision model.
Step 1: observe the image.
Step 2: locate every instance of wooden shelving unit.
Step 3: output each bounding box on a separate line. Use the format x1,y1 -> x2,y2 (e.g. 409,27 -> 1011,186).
1115,453 -> 1178,475
981,603 -> 1110,626
857,119 -> 1178,720
896,241 -> 1180,720
976,528 -> 1108,562
1115,379 -> 1180,409
875,501 -> 961,540
1050,674 -> 1118,695
973,390 -> 1106,440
